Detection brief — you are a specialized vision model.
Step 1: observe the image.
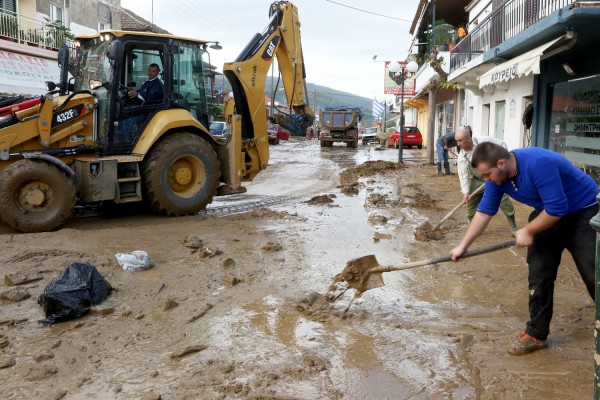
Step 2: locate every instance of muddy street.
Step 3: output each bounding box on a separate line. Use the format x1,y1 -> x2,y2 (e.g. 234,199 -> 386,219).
0,140 -> 594,399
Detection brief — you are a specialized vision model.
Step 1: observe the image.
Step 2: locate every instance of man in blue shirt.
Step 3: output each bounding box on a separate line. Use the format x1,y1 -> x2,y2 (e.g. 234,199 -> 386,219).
128,63 -> 163,104
450,142 -> 598,355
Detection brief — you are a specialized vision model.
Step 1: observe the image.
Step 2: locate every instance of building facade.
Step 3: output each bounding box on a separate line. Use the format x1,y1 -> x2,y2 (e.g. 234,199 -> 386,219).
0,0 -> 121,96
448,0 -> 600,181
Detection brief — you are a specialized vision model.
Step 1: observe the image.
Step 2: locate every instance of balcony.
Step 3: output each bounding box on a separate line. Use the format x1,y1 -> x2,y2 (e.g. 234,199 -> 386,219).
0,10 -> 70,50
450,0 -> 573,73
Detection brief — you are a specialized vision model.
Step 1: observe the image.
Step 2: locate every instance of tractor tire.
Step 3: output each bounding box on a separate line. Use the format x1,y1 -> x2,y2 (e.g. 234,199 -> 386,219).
142,132 -> 220,215
0,159 -> 76,232
320,140 -> 326,148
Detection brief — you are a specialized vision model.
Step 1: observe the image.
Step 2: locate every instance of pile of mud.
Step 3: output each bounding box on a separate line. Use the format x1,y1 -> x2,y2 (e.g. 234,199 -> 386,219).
339,161 -> 404,194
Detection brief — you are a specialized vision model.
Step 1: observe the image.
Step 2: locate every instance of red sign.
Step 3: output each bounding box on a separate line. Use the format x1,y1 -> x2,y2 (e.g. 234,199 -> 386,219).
383,61 -> 416,96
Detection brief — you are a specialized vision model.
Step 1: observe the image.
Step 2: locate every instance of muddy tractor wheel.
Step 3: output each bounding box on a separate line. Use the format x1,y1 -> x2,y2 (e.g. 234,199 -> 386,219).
0,159 -> 76,232
142,132 -> 220,215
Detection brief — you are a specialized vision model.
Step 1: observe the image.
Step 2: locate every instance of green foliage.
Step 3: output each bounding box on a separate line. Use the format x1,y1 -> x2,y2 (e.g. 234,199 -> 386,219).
43,18 -> 76,48
427,20 -> 456,46
209,104 -> 224,120
440,81 -> 458,91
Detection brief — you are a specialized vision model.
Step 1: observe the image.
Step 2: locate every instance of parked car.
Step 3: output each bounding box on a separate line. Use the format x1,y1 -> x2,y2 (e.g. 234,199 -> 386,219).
361,127 -> 379,145
209,121 -> 227,142
267,123 -> 289,144
387,126 -> 423,149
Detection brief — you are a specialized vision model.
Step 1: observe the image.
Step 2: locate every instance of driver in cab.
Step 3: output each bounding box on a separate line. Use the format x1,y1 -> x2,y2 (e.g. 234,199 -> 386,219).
128,63 -> 163,104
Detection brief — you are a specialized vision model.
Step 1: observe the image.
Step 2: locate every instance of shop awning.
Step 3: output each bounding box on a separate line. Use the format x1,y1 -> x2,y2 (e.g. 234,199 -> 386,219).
479,36 -> 564,89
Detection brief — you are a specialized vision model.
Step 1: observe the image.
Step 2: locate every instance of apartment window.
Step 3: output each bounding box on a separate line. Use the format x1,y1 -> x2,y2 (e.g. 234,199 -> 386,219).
50,4 -> 63,24
1,0 -> 16,15
98,22 -> 110,31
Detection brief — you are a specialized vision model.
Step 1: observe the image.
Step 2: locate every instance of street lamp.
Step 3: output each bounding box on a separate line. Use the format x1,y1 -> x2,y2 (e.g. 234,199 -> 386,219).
388,60 -> 419,163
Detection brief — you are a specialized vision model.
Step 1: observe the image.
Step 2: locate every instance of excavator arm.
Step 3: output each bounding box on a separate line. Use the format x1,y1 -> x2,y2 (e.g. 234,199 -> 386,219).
221,1 -> 313,189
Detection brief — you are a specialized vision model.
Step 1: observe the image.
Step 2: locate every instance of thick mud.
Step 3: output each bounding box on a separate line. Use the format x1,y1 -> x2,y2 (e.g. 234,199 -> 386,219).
0,140 -> 594,399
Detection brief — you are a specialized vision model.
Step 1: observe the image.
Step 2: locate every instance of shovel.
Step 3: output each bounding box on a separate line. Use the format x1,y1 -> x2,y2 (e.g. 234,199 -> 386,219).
331,240 -> 516,297
415,184 -> 485,240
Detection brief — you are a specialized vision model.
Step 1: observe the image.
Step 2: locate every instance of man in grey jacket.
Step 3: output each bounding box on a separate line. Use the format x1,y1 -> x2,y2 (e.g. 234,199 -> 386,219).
455,126 -> 517,233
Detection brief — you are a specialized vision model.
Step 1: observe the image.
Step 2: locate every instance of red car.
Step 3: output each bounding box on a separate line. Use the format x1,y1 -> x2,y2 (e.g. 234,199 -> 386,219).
267,123 -> 289,144
387,126 -> 423,149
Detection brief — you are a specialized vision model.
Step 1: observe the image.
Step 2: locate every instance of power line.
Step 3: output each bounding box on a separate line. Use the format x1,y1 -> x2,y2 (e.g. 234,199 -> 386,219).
324,0 -> 413,23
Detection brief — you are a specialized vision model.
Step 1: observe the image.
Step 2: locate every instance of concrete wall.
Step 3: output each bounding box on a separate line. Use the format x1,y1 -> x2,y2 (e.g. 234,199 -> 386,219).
35,0 -> 121,33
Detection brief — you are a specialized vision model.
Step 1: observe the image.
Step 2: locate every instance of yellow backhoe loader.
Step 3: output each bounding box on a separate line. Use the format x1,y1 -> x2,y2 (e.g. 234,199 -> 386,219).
0,1 -> 313,232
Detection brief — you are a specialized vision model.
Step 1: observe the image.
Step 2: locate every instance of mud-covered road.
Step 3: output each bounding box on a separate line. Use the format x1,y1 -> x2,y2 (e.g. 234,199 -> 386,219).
0,140 -> 594,399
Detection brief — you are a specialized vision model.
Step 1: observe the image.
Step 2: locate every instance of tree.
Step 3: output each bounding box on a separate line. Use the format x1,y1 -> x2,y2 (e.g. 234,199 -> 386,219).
425,48 -> 455,165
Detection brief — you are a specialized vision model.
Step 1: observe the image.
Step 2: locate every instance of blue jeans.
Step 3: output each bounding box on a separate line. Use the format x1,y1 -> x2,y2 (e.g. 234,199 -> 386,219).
525,203 -> 598,340
436,141 -> 448,164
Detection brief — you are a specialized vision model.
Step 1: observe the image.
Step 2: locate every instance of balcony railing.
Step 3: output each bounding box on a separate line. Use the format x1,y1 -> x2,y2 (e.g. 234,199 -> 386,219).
449,0 -> 572,73
0,9 -> 69,50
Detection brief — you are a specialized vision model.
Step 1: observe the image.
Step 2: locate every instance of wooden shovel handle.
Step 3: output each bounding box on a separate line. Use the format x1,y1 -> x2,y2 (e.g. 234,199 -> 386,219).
431,184 -> 485,231
371,240 -> 516,273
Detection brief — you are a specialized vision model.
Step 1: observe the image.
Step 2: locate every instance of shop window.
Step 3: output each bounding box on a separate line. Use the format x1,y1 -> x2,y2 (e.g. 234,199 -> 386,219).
550,75 -> 600,183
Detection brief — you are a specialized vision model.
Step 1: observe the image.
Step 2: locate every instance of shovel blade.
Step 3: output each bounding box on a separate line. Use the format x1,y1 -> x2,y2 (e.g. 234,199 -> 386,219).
332,254 -> 385,297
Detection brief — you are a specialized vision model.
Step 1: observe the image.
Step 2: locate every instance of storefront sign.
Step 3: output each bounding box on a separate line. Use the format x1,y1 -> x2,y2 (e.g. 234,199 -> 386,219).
489,65 -> 517,85
0,50 -> 60,95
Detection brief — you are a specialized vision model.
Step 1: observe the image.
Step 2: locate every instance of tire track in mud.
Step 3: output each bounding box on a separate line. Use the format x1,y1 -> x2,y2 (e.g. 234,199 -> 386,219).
203,194 -> 296,216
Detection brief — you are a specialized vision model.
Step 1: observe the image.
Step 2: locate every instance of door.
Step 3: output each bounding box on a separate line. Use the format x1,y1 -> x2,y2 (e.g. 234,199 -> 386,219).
495,100 -> 505,140
111,41 -> 167,154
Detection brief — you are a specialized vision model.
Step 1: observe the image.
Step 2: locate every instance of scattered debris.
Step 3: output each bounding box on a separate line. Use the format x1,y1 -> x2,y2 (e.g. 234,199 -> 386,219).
115,250 -> 154,272
306,194 -> 336,205
262,242 -> 283,251
182,236 -> 204,254
4,272 -> 43,286
163,299 -> 179,311
368,215 -> 388,225
33,350 -> 54,362
187,303 -> 213,324
1,287 -> 31,302
0,356 -> 16,369
89,305 -> 115,316
170,344 -> 208,359
199,247 -> 223,258
38,263 -> 112,325
221,274 -> 240,286
373,232 -> 392,242
222,258 -> 236,268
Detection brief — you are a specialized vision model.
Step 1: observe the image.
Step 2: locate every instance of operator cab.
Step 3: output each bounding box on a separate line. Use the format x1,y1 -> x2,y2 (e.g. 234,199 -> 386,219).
75,31 -> 214,156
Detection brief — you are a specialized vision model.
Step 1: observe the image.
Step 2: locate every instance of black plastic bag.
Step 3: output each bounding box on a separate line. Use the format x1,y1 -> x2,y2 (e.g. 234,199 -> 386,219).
38,263 -> 112,324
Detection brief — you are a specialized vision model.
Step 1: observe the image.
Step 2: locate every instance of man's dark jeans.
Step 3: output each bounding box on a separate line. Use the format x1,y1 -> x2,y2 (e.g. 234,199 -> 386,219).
525,203 -> 598,340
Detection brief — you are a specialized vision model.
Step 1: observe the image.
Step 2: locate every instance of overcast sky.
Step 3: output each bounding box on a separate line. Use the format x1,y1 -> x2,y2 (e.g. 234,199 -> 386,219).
120,0 -> 420,101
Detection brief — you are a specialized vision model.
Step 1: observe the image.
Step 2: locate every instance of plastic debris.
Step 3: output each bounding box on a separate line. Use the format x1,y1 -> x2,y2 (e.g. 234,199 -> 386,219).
115,250 -> 154,272
38,263 -> 112,324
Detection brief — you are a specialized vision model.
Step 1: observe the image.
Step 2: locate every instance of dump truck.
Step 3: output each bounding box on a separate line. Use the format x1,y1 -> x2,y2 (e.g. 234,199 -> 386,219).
0,1 -> 313,232
318,106 -> 362,148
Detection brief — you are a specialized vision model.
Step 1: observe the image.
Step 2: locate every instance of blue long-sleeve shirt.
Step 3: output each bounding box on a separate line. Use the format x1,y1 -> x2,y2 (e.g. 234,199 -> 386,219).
477,148 -> 598,216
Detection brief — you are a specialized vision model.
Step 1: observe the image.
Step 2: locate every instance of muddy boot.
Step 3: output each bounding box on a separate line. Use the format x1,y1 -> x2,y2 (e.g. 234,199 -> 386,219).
437,162 -> 443,176
443,162 -> 454,175
507,214 -> 518,236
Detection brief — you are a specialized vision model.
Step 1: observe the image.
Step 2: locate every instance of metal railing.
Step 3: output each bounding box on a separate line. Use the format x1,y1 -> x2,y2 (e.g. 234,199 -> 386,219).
0,9 -> 69,50
449,0 -> 573,72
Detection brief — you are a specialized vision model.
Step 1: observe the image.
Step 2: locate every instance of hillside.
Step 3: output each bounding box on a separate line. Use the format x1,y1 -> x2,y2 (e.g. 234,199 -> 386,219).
215,76 -> 380,125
